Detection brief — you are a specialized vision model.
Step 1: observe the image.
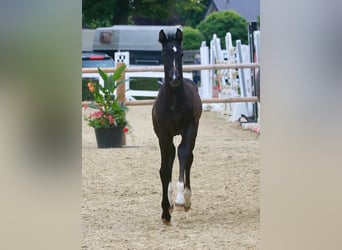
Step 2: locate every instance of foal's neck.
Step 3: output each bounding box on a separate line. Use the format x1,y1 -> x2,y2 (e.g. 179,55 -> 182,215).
166,83 -> 184,111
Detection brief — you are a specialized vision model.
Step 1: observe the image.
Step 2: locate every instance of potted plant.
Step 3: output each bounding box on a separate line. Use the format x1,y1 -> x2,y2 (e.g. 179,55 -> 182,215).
84,64 -> 129,148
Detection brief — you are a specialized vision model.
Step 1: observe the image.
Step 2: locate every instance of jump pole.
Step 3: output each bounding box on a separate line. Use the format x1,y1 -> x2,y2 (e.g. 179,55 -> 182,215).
124,97 -> 258,106
82,97 -> 258,107
81,63 -> 260,74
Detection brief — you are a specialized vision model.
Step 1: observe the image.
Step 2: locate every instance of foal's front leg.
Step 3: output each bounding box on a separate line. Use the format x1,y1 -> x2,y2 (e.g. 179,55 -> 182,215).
159,137 -> 175,225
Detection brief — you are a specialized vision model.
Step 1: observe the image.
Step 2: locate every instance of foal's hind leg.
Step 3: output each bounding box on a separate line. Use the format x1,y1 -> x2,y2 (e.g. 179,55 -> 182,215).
176,143 -> 193,211
183,151 -> 193,212
176,126 -> 197,211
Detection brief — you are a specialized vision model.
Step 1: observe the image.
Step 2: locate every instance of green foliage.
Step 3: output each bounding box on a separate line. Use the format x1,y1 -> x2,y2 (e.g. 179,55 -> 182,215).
197,10 -> 248,47
84,64 -> 128,128
82,0 -> 209,27
132,0 -> 175,21
82,0 -> 118,28
129,78 -> 160,91
83,0 -> 177,27
182,26 -> 205,50
176,0 -> 209,27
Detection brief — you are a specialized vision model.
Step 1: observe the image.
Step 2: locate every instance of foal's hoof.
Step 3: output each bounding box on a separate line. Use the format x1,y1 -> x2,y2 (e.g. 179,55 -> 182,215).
162,218 -> 172,226
175,203 -> 191,212
175,203 -> 185,211
161,211 -> 171,226
184,205 -> 191,212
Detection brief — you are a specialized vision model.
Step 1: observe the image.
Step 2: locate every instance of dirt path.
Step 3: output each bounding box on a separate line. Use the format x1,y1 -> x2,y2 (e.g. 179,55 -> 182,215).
82,105 -> 260,249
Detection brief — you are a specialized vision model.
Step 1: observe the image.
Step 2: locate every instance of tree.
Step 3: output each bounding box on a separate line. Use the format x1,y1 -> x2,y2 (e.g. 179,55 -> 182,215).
82,0 -> 131,28
131,0 -> 177,25
176,0 -> 209,27
197,10 -> 248,47
83,0 -> 179,27
82,0 -> 211,28
182,26 -> 205,50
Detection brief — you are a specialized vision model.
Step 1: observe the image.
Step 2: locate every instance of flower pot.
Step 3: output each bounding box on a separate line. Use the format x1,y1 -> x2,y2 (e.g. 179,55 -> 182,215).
94,126 -> 124,148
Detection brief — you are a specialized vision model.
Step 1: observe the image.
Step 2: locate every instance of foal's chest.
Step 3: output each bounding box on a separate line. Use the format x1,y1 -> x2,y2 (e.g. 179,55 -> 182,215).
164,110 -> 189,134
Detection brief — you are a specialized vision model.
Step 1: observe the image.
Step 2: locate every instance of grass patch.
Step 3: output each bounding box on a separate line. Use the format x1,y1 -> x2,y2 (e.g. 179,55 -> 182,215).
129,77 -> 160,91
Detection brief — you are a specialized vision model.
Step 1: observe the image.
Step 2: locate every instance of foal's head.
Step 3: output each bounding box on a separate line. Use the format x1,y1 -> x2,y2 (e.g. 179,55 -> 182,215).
159,27 -> 183,87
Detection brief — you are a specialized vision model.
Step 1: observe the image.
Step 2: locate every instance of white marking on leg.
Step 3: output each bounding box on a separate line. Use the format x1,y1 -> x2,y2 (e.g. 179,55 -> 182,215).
172,60 -> 176,80
168,182 -> 174,208
175,181 -> 185,205
184,187 -> 192,209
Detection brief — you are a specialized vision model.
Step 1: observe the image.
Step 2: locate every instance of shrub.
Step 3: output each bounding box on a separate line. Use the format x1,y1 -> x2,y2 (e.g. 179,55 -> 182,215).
182,26 -> 205,50
197,10 -> 248,47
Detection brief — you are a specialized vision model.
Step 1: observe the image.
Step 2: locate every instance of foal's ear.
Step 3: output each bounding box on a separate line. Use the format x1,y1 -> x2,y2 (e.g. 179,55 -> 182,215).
159,29 -> 168,44
175,28 -> 183,42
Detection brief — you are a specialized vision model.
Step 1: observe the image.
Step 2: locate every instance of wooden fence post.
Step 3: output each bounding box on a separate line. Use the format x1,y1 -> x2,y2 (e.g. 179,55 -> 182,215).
116,63 -> 126,146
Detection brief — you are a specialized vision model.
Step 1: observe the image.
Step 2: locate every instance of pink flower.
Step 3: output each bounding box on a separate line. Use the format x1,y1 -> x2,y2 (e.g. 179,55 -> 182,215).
108,115 -> 114,125
82,103 -> 88,110
123,127 -> 129,133
90,110 -> 103,118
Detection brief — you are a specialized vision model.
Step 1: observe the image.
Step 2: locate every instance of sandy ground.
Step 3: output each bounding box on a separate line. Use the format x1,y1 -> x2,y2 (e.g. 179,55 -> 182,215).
82,105 -> 260,249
